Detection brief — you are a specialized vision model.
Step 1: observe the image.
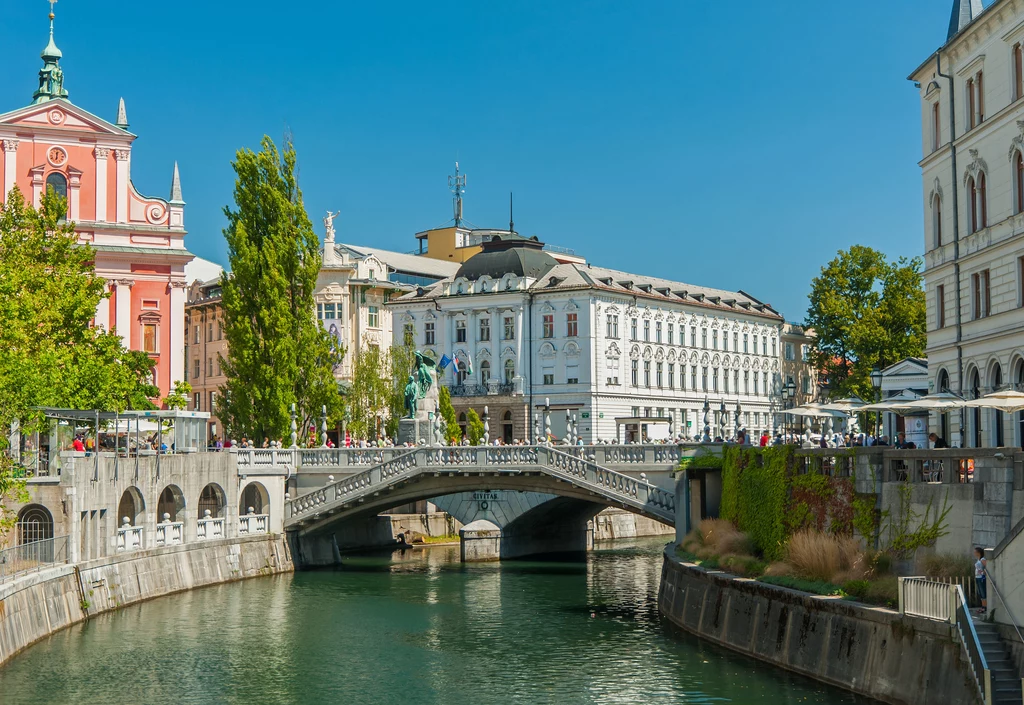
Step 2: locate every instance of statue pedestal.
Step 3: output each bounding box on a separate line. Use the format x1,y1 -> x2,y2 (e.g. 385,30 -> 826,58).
398,418 -> 432,446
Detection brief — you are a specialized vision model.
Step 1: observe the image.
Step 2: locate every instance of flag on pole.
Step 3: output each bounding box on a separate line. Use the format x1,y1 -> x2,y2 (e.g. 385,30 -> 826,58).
438,354 -> 452,370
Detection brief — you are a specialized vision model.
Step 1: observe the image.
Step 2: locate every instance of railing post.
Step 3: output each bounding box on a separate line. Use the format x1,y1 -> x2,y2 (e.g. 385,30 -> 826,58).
898,576 -> 906,615
984,670 -> 993,705
949,584 -> 957,626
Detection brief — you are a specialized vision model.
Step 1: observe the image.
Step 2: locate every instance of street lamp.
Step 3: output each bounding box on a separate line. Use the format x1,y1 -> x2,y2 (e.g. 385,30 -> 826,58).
781,385 -> 790,440
719,400 -> 727,441
870,364 -> 883,439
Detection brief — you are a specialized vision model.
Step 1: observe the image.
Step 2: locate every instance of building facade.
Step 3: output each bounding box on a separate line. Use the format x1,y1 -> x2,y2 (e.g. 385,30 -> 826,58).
910,0 -> 1024,447
387,237 -> 784,443
780,323 -> 818,407
0,9 -> 192,401
185,276 -> 227,440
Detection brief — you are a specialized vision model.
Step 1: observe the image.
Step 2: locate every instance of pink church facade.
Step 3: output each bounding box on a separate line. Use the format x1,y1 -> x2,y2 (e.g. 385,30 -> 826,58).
0,11 -> 192,402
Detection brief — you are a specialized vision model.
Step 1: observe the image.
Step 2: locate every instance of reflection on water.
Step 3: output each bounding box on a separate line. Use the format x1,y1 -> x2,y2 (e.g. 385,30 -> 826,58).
1,538 -> 876,704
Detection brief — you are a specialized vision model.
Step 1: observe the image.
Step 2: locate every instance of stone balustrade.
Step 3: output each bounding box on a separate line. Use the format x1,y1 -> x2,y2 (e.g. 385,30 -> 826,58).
239,512 -> 269,535
196,515 -> 225,540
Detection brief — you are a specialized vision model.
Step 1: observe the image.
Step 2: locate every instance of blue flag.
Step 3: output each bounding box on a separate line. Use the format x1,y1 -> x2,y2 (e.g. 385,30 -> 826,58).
438,354 -> 452,370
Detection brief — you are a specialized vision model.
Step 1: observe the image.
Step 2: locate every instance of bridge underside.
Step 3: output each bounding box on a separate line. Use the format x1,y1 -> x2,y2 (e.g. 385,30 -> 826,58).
287,473 -> 669,568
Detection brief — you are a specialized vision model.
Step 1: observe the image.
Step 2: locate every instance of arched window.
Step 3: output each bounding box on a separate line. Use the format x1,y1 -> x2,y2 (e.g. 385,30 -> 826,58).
504,359 -> 515,384
479,360 -> 490,384
979,172 -> 988,228
992,365 -> 1005,447
968,176 -> 978,232
16,504 -> 53,545
971,369 -> 982,448
455,361 -> 467,385
932,194 -> 942,247
502,410 -> 514,443
937,369 -> 951,443
1016,152 -> 1024,214
45,172 -> 68,218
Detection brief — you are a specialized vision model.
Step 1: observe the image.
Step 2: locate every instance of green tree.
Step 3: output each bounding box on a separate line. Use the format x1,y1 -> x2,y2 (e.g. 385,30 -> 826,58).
162,380 -> 192,410
0,186 -> 157,533
348,341 -> 391,441
806,245 -> 926,401
385,326 -> 417,437
219,137 -> 342,441
466,408 -> 485,445
438,386 -> 460,445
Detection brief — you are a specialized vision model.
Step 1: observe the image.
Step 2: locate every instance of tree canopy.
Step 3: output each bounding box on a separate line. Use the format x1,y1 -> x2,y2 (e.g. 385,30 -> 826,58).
0,186 -> 158,532
218,137 -> 343,441
805,245 -> 926,401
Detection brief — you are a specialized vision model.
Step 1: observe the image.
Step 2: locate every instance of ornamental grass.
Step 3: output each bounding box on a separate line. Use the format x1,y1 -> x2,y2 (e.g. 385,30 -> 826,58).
783,530 -> 866,584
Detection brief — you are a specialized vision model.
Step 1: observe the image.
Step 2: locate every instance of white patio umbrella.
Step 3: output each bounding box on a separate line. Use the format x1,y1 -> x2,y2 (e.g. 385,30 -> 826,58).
783,405 -> 848,418
963,389 -> 1024,413
816,397 -> 867,412
896,393 -> 966,412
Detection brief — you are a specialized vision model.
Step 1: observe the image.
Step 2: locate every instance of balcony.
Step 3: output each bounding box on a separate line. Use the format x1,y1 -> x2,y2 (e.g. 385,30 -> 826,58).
448,382 -> 516,397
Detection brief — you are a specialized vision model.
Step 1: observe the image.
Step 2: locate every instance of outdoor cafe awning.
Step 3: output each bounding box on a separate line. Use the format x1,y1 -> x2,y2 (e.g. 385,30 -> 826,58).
963,389 -> 1024,413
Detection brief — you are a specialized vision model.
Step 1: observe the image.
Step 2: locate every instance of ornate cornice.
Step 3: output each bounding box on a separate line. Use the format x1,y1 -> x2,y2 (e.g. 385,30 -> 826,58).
113,149 -> 130,162
94,147 -> 110,159
2,139 -> 19,153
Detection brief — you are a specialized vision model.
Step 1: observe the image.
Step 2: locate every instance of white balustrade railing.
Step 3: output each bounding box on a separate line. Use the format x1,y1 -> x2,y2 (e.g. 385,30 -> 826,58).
285,445 -> 676,524
239,513 -> 269,535
898,576 -> 954,622
116,525 -> 144,552
196,516 -> 225,540
155,521 -> 184,547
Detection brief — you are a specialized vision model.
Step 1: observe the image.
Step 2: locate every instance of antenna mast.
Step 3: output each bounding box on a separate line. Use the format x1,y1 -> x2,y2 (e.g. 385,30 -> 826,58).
448,162 -> 467,227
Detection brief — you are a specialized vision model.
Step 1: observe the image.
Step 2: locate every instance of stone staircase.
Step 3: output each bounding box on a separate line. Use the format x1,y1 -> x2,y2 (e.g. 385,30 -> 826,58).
973,620 -> 1023,705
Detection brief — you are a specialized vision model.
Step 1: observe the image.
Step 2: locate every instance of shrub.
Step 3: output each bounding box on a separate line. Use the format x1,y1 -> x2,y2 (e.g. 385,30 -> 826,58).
786,530 -> 863,583
764,562 -> 795,577
866,550 -> 892,576
719,555 -> 766,577
920,552 -> 973,579
843,580 -> 870,600
863,576 -> 899,609
759,575 -> 844,596
699,519 -> 753,557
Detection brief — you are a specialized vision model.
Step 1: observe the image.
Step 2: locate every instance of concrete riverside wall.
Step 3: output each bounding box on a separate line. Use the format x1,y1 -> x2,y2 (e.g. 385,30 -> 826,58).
593,508 -> 672,540
658,549 -> 979,705
0,535 -> 292,668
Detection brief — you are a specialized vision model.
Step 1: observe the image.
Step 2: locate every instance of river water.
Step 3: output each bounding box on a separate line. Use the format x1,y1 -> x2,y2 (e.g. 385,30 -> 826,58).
2,538 -> 875,704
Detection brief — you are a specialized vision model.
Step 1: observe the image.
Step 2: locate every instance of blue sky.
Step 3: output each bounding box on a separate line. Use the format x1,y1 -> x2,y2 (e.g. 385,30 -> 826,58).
0,1 -> 957,321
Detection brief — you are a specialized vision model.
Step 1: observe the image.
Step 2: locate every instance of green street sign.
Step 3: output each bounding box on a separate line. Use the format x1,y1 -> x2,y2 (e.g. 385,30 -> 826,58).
581,412 -> 590,419
599,413 -> 604,419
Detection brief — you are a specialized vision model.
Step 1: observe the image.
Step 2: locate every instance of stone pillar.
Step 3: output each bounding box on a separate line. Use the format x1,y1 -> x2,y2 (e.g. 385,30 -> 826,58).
114,149 -> 130,223
94,147 -> 109,222
169,281 -> 187,389
114,279 -> 133,348
2,139 -> 18,202
514,305 -> 525,392
68,168 -> 81,222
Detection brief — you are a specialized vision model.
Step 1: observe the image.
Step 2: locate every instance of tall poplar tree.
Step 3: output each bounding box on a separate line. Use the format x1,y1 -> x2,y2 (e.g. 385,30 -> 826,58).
219,137 -> 342,441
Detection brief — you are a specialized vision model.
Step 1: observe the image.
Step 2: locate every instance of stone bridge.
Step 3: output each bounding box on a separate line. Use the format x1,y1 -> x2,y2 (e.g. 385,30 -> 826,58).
272,445 -> 680,566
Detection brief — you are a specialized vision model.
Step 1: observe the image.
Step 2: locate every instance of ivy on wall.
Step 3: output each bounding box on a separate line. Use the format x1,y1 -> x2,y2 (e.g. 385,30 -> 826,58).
712,448 -> 950,561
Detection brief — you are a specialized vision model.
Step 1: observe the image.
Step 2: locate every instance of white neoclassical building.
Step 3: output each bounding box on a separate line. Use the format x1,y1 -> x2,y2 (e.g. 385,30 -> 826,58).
386,236 -> 784,443
910,0 -> 1024,447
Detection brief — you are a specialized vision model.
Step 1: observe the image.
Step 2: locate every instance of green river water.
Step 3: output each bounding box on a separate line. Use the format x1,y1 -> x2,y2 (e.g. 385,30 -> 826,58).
1,538 -> 877,704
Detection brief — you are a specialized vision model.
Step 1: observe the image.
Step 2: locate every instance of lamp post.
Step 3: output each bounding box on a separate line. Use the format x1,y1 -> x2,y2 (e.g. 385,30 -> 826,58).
289,403 -> 297,449
702,397 -> 711,443
320,405 -> 328,448
735,402 -> 742,443
720,400 -> 728,441
870,364 -> 883,440
544,398 -> 551,446
483,405 -> 489,446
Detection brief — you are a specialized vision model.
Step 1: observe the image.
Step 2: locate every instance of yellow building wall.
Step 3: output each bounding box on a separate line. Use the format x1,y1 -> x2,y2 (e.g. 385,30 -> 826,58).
420,227 -> 482,263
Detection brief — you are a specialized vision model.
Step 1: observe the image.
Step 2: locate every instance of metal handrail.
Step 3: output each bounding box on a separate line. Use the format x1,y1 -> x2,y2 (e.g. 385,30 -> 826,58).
985,572 -> 1024,649
953,584 -> 990,705
0,535 -> 70,582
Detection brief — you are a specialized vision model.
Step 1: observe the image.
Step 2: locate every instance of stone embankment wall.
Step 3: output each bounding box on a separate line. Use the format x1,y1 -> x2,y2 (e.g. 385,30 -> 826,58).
0,535 -> 292,668
659,548 -> 978,705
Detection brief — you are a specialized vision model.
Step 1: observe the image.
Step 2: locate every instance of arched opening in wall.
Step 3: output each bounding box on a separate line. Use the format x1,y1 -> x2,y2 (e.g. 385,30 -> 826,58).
458,412 -> 467,441
1015,359 -> 1024,448
16,504 -> 53,545
239,482 -> 269,517
502,410 -> 513,444
197,483 -> 226,519
480,360 -> 491,385
157,484 -> 186,523
970,368 -> 982,448
937,369 -> 951,443
45,172 -> 67,218
504,359 -> 515,384
992,363 -> 1005,447
932,194 -> 943,247
1016,151 -> 1024,214
455,361 -> 467,385
117,487 -> 145,526
968,175 -> 978,232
